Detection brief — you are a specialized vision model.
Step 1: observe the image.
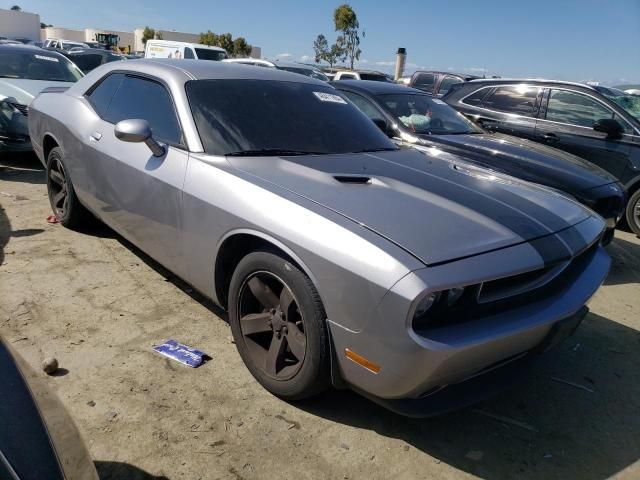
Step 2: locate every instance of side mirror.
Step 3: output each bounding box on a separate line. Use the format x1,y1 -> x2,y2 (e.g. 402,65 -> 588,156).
372,118 -> 395,138
593,118 -> 624,140
114,119 -> 165,157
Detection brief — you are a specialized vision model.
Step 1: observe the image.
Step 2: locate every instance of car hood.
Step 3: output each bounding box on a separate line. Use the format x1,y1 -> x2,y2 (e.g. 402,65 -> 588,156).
0,79 -> 74,105
228,148 -> 595,266
418,132 -> 618,193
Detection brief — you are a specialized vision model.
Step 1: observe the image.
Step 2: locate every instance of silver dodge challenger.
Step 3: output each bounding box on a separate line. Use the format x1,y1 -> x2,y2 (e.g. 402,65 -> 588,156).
28,60 -> 610,416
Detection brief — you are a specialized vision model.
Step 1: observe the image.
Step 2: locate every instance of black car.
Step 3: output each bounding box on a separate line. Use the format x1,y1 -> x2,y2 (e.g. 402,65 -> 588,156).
409,70 -> 481,97
443,79 -> 640,235
332,80 -> 626,244
0,337 -> 99,479
66,49 -> 125,74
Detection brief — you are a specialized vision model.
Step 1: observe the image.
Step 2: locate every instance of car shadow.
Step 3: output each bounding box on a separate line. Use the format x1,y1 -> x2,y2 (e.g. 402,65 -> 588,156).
0,152 -> 45,185
95,461 -> 170,480
0,200 -> 10,266
73,220 -> 228,322
604,236 -> 640,286
296,312 -> 640,479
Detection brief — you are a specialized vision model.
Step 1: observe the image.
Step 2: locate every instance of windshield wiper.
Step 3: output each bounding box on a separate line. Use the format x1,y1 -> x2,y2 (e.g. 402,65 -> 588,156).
226,149 -> 322,157
351,147 -> 398,153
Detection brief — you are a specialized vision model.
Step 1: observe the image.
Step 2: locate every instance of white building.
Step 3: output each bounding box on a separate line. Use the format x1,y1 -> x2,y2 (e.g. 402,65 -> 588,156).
0,7 -> 41,41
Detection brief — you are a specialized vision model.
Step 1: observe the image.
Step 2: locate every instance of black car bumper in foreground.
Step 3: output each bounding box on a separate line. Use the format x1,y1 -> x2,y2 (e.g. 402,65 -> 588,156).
361,306 -> 588,418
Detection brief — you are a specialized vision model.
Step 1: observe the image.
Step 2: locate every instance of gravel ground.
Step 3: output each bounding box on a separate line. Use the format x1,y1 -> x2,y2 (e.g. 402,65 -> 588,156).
1,153 -> 639,480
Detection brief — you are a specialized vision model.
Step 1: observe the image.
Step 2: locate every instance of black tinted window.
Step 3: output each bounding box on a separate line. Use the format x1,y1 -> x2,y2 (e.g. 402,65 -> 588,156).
105,76 -> 182,145
0,51 -> 83,82
482,86 -> 541,116
194,48 -> 226,61
546,90 -> 613,128
412,73 -> 436,92
184,48 -> 195,59
437,76 -> 462,96
71,54 -> 102,73
342,91 -> 386,123
462,88 -> 490,106
186,79 -> 396,156
359,73 -> 390,82
87,73 -> 124,117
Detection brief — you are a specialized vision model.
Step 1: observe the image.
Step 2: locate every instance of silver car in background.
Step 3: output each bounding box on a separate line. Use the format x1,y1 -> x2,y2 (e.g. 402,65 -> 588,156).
0,44 -> 83,152
28,60 -> 610,416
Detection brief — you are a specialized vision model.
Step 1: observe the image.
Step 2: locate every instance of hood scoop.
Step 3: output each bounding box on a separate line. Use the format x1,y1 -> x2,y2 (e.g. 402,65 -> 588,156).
333,175 -> 372,185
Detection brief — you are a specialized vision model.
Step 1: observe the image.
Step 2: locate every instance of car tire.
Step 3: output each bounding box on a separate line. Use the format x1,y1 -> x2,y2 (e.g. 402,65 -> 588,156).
228,250 -> 331,400
46,147 -> 91,229
626,189 -> 640,236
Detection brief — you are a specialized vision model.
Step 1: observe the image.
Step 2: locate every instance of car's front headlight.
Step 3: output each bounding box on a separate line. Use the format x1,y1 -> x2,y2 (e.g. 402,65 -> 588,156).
412,286 -> 469,330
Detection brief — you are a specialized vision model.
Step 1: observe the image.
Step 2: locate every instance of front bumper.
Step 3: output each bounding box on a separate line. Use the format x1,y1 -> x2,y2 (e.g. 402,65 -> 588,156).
359,306 -> 586,418
328,216 -> 610,411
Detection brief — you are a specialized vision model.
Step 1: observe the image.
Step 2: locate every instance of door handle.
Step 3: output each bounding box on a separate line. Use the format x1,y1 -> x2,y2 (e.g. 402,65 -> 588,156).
542,132 -> 559,143
90,131 -> 102,142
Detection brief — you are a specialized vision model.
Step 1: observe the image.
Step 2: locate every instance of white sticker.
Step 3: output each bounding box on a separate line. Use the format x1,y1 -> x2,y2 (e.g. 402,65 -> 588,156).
313,91 -> 347,104
35,54 -> 59,63
432,98 -> 446,105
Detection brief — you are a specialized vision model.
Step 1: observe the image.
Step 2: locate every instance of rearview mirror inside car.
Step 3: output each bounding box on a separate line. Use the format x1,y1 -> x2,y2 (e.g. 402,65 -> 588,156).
114,119 -> 165,157
593,118 -> 624,140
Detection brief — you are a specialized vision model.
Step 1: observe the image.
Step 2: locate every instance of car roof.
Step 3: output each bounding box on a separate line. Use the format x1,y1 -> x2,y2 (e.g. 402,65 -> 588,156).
466,77 -> 599,91
80,59 -> 328,86
0,44 -> 66,56
332,79 -> 425,95
412,70 -> 481,79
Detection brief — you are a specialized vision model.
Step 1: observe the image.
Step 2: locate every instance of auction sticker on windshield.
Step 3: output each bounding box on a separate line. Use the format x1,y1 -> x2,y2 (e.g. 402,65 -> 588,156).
313,92 -> 347,104
35,55 -> 59,62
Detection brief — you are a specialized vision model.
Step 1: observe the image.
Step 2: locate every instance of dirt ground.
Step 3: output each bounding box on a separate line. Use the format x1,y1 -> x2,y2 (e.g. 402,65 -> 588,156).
1,153 -> 639,480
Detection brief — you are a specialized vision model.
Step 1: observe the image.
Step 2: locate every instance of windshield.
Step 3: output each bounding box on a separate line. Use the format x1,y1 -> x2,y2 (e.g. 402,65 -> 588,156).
278,66 -> 329,82
378,93 -> 483,135
360,73 -> 391,82
599,90 -> 640,122
0,52 -> 83,82
194,48 -> 227,61
186,79 -> 396,156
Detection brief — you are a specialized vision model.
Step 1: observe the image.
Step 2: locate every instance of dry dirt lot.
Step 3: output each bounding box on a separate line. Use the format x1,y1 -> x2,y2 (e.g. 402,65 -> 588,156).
1,153 -> 639,480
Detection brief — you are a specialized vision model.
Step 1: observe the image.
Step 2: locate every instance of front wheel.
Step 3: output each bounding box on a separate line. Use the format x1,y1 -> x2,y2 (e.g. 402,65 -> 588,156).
228,250 -> 331,400
626,189 -> 640,236
46,147 -> 91,229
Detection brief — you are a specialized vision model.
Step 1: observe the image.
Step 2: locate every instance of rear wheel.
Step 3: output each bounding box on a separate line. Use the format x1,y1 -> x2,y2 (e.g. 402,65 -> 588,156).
228,250 -> 331,400
46,147 -> 91,229
626,189 -> 640,236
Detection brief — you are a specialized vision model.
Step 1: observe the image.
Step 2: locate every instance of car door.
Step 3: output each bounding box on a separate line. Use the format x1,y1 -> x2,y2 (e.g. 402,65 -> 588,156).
535,88 -> 632,179
471,85 -> 542,140
84,73 -> 189,274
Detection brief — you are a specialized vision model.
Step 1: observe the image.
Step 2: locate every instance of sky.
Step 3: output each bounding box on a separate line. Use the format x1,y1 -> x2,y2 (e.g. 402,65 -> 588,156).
12,0 -> 640,85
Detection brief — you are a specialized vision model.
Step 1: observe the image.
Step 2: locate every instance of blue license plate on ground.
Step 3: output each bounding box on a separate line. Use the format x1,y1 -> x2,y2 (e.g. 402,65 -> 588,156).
153,339 -> 206,367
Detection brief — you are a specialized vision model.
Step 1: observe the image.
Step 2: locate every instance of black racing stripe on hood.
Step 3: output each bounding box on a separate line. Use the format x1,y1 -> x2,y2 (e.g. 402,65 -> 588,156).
286,150 -> 573,241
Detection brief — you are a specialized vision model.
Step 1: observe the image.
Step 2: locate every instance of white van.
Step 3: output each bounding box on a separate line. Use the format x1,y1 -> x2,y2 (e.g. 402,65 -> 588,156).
144,40 -> 227,61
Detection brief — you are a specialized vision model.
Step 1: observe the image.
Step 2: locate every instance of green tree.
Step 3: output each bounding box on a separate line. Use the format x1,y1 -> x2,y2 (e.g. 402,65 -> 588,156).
199,30 -> 219,46
232,37 -> 252,57
10,5 -> 21,11
313,33 -> 343,68
333,4 -> 362,69
313,34 -> 328,63
142,26 -> 155,45
217,33 -> 234,54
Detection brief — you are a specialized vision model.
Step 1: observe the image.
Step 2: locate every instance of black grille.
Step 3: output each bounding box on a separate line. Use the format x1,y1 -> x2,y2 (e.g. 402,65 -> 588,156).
9,103 -> 28,116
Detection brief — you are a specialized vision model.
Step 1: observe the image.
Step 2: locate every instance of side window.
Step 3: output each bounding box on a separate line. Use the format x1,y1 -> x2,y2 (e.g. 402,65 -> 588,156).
437,76 -> 463,96
462,88 -> 490,106
338,73 -> 356,80
546,90 -> 614,128
72,54 -> 102,73
342,92 -> 386,123
184,48 -> 195,59
104,75 -> 182,145
87,73 -> 125,117
412,73 -> 436,92
482,85 -> 541,117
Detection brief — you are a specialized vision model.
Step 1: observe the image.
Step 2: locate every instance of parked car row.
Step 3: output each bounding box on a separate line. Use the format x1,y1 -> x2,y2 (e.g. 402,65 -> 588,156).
26,59 -> 611,417
444,79 -> 640,234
